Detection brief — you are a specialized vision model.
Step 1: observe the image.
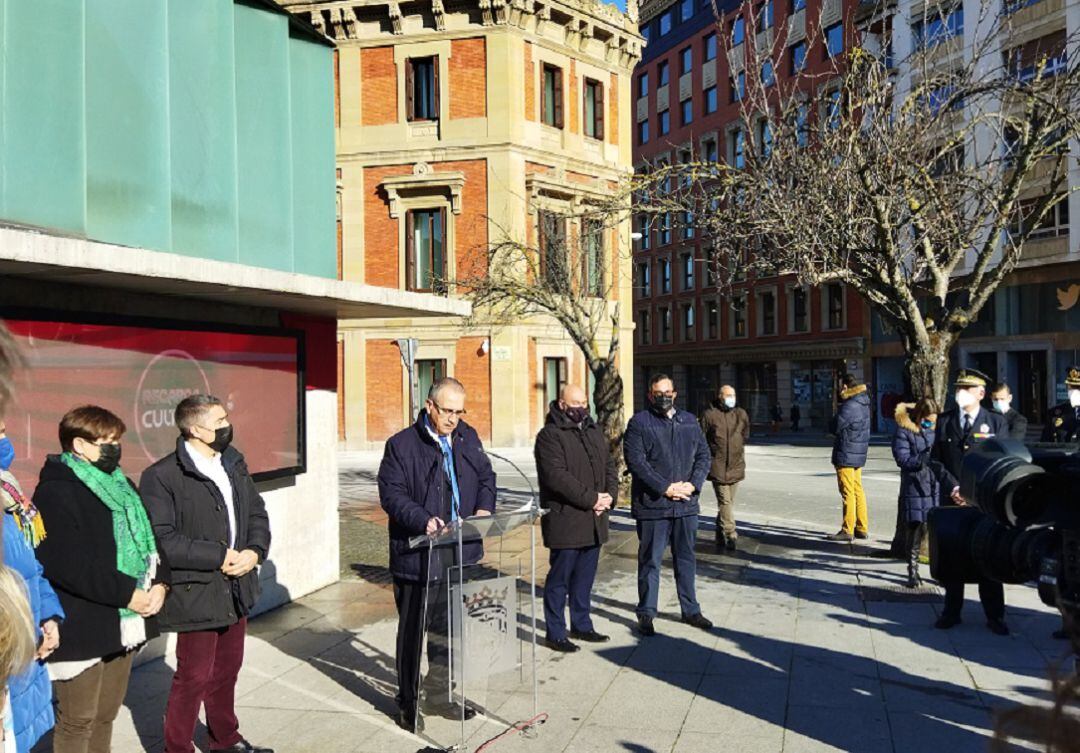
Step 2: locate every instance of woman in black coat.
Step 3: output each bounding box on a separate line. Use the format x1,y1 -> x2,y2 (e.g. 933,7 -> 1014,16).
891,398 -> 943,588
33,406 -> 169,753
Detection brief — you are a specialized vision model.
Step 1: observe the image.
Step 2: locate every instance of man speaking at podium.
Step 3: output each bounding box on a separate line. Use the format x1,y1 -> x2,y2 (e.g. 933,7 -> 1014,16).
378,377 -> 496,733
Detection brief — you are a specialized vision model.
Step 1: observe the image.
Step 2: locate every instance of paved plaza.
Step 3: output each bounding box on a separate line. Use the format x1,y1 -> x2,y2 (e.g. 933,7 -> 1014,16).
103,444 -> 1064,753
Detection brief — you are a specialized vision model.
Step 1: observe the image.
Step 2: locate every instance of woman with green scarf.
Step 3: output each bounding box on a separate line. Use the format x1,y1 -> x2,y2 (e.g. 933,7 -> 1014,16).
33,406 -> 171,753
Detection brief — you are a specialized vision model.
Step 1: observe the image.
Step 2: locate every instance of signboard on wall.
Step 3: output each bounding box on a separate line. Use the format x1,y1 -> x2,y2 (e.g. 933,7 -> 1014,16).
2,313 -> 304,495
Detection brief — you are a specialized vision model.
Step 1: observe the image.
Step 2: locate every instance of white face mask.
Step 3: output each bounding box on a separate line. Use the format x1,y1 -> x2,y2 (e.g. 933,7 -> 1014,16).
955,390 -> 978,409
1070,389 -> 1080,408
723,396 -> 736,408
992,399 -> 1011,414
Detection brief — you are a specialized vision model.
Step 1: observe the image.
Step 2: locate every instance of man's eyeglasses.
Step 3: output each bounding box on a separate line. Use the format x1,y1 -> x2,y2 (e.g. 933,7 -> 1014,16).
431,402 -> 467,417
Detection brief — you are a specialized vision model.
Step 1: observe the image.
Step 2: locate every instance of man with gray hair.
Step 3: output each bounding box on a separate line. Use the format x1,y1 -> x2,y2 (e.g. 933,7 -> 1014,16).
141,394 -> 272,753
378,377 -> 496,733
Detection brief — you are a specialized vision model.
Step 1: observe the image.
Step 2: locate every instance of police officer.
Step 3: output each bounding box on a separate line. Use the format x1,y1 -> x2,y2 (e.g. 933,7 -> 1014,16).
1041,366 -> 1080,443
931,368 -> 1010,635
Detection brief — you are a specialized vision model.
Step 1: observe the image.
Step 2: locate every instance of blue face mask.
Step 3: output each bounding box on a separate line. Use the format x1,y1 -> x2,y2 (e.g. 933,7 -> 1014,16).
920,420 -> 934,430
0,437 -> 14,471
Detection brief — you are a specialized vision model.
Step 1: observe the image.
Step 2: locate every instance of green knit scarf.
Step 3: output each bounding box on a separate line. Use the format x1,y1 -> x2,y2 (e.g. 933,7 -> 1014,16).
60,452 -> 158,622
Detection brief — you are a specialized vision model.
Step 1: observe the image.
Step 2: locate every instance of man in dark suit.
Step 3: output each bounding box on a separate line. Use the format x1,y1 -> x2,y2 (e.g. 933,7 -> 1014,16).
377,377 -> 496,733
989,382 -> 1028,440
1041,366 -> 1080,443
931,368 -> 1011,635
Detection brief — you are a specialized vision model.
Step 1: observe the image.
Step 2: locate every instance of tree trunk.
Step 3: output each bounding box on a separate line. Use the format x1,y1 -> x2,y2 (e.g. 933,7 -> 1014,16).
904,339 -> 952,404
591,360 -> 627,493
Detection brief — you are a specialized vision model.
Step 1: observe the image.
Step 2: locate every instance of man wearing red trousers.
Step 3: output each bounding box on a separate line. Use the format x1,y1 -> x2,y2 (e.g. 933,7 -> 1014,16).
142,395 -> 272,753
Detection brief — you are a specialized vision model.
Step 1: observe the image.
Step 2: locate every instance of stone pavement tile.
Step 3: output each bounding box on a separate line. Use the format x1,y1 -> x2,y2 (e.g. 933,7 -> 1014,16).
672,730 -> 782,753
963,661 -> 1053,692
239,635 -> 308,680
462,693 -> 591,753
624,632 -> 720,673
879,676 -> 984,712
787,654 -> 883,709
269,616 -> 357,660
584,670 -> 699,732
681,675 -> 787,735
706,633 -> 793,676
352,725 -> 442,753
266,710 -> 384,753
237,661 -> 351,712
535,654 -> 624,698
792,617 -> 875,657
888,710 -> 997,753
951,637 -> 1051,670
246,600 -> 326,642
782,703 -> 892,753
862,600 -> 941,626
565,723 -> 680,753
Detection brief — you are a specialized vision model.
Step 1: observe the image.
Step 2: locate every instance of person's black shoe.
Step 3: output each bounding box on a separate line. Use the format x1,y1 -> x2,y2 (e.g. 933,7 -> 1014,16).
396,708 -> 423,734
545,637 -> 580,652
637,615 -> 656,636
682,613 -> 714,631
423,701 -> 478,721
725,538 -> 738,551
854,530 -> 869,540
905,575 -> 923,589
986,618 -> 1010,636
827,530 -> 854,542
211,739 -> 274,753
935,614 -> 962,630
569,629 -> 610,643
1053,628 -> 1070,640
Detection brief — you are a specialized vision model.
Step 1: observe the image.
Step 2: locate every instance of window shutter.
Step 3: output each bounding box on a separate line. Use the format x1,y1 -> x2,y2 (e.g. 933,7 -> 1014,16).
438,206 -> 448,286
596,82 -> 605,140
554,68 -> 564,128
432,56 -> 441,119
405,211 -> 416,290
405,59 -> 415,121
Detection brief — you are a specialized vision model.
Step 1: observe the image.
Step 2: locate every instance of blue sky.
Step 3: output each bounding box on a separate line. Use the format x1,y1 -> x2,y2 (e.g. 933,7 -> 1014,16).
610,0 -> 628,12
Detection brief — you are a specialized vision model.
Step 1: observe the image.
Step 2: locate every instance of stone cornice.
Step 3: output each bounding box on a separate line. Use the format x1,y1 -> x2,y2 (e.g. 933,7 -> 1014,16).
283,0 -> 643,70
379,163 -> 466,218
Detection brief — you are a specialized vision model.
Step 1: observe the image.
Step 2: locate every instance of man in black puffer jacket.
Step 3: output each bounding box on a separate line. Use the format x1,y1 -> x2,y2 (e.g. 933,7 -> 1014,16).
534,384 -> 619,653
141,395 -> 272,753
827,373 -> 872,542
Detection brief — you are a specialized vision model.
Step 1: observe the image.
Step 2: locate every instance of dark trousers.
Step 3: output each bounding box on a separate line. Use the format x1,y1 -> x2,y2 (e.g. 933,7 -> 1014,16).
393,579 -> 451,712
52,650 -> 134,753
164,618 -> 247,753
636,516 -> 701,619
943,579 -> 1005,621
544,545 -> 601,641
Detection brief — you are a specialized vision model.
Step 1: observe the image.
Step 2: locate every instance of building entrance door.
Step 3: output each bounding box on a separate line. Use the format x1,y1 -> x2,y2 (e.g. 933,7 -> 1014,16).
1014,350 -> 1048,426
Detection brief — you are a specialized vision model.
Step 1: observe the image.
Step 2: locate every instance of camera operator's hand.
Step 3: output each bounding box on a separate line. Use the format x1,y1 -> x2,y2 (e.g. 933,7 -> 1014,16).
950,486 -> 966,506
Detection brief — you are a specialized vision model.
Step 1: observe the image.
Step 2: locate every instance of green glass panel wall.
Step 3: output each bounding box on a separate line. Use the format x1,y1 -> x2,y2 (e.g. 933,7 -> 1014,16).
168,0 -> 240,263
289,34 -> 337,279
235,3 -> 294,273
0,0 -> 86,234
85,0 -> 171,251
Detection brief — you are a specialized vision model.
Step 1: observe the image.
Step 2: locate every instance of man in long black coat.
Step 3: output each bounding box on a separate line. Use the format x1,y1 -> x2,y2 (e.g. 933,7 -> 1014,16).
931,368 -> 1010,635
534,384 -> 618,653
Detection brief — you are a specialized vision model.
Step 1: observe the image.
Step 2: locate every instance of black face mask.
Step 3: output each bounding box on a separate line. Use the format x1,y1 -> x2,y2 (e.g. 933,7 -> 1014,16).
564,406 -> 590,425
93,443 -> 122,475
651,394 -> 675,414
204,425 -> 233,453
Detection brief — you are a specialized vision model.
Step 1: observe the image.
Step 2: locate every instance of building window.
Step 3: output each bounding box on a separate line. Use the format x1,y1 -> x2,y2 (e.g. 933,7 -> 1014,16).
682,303 -> 696,341
659,213 -> 672,245
732,16 -> 745,46
790,286 -> 809,332
638,119 -> 650,144
682,211 -> 695,239
704,85 -> 718,114
544,357 -> 568,406
659,257 -> 672,293
659,109 -> 671,135
704,32 -> 718,61
681,99 -> 693,126
791,0 -> 806,11
658,61 -> 670,87
680,0 -> 694,21
638,261 -> 652,296
825,89 -> 842,130
1005,31 -> 1067,83
406,56 -> 439,121
790,41 -> 807,74
538,210 -> 567,286
583,78 -> 605,140
680,47 -> 693,75
582,219 -> 605,296
757,0 -> 774,29
825,23 -> 843,58
761,60 -> 775,87
639,310 -> 651,344
731,71 -> 746,102
416,359 -> 446,403
638,72 -> 649,98
659,8 -> 673,35
406,208 -> 447,293
825,283 -> 845,330
681,252 -> 695,289
757,289 -> 777,335
730,294 -> 747,338
659,306 -> 672,342
1010,196 -> 1070,240
796,103 -> 809,147
912,6 -> 962,50
637,213 -> 652,249
704,138 -> 718,162
707,299 -> 719,339
731,128 -> 746,168
542,64 -> 564,128
759,120 -> 773,157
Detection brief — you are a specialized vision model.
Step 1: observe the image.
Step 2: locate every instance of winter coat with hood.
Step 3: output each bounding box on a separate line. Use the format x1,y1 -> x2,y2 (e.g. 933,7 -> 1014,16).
140,438 -> 271,633
377,413 -> 496,582
830,384 -> 872,468
534,402 -> 619,550
3,511 -> 64,753
698,399 -> 750,485
624,406 -> 712,520
891,404 -> 948,523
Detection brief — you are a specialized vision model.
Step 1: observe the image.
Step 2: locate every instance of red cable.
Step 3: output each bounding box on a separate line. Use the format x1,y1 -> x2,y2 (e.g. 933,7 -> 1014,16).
473,713 -> 549,752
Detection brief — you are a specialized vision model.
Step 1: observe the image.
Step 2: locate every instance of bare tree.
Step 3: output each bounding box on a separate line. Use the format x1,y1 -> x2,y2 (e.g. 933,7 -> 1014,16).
636,0 -> 1080,402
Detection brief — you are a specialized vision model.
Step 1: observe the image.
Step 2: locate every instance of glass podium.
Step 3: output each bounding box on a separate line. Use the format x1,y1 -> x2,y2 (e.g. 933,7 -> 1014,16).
406,501 -> 544,751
